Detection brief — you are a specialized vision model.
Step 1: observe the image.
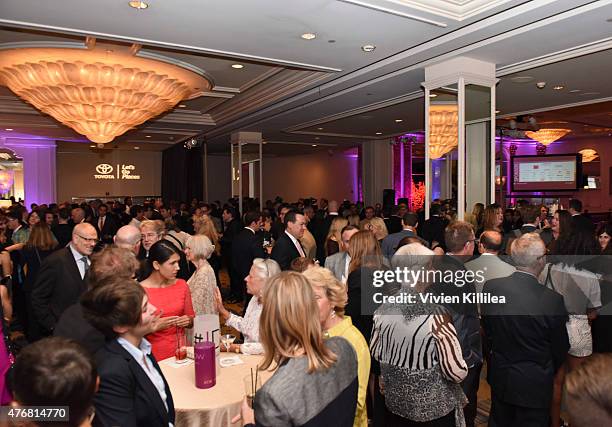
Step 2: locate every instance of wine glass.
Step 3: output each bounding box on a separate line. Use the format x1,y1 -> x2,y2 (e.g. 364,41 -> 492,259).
220,334 -> 236,352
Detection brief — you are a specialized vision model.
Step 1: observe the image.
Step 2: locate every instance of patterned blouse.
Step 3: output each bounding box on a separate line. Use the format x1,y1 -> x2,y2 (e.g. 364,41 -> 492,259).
187,262 -> 218,315
370,299 -> 468,426
226,296 -> 263,355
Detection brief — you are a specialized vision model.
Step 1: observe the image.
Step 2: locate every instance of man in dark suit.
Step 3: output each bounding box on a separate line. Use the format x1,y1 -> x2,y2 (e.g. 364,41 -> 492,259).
384,205 -> 403,235
433,221 -> 482,427
505,205 -> 553,247
81,278 -> 175,427
220,207 -> 243,302
271,210 -> 307,270
271,204 -> 290,241
381,211 -> 428,259
232,211 -> 266,304
313,200 -> 339,264
419,203 -> 449,251
482,233 -> 569,427
31,222 -> 96,336
93,203 -> 119,244
569,198 -> 595,234
51,207 -> 73,248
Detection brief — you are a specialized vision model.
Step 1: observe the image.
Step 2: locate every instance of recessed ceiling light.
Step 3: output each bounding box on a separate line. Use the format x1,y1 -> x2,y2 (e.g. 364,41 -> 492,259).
317,127 -> 323,130
4,128 -> 13,131
553,85 -> 564,90
429,93 -> 438,98
134,146 -> 140,150
375,132 -> 383,135
89,144 -> 95,148
231,64 -> 244,69
145,135 -> 151,138
361,44 -> 376,52
569,89 -> 581,93
301,33 -> 316,40
495,110 -> 500,114
312,144 -> 318,147
128,1 -> 148,9
315,137 -> 320,140
178,104 -> 187,108
395,119 -> 403,123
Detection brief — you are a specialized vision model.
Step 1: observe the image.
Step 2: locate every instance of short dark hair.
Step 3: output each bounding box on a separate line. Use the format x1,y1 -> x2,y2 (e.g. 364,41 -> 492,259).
143,240 -> 181,279
340,225 -> 359,236
402,212 -> 419,227
223,207 -> 238,219
81,278 -> 145,338
12,337 -> 97,427
430,204 -> 442,216
521,205 -> 539,224
284,210 -> 303,226
58,207 -> 70,220
243,211 -> 262,226
569,198 -> 583,212
444,221 -> 474,252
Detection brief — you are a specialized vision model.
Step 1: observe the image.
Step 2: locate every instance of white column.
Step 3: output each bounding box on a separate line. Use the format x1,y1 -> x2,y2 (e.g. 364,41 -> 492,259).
362,139 -> 393,206
466,122 -> 488,211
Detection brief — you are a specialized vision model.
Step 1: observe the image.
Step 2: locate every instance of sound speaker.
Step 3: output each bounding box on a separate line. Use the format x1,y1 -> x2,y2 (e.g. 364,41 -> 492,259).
382,189 -> 395,210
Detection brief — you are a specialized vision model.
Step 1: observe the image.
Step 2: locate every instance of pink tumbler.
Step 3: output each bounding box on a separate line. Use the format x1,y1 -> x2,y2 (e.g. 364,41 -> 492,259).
195,332 -> 216,389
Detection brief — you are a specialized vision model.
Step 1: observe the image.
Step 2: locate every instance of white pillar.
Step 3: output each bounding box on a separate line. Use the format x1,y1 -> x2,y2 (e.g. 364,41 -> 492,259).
362,139 -> 393,206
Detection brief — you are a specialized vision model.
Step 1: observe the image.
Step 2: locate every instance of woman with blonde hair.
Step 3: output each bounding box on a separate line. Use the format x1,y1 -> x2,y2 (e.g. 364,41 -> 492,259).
364,217 -> 389,242
235,271 -> 358,426
346,230 -> 384,343
325,216 -> 349,258
303,266 -> 370,427
185,234 -> 218,315
195,215 -> 222,283
481,204 -> 504,235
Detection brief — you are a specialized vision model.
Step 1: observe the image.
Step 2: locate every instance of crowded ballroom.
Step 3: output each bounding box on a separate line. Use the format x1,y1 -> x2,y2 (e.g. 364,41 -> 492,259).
1,1 -> 612,427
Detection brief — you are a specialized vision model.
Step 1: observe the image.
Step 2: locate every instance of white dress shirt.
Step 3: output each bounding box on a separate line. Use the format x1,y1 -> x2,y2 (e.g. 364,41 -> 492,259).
285,230 -> 305,257
69,244 -> 89,279
117,337 -> 173,426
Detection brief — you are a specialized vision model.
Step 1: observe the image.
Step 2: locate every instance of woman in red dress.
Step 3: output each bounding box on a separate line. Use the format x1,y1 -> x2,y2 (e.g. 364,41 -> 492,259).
141,240 -> 194,360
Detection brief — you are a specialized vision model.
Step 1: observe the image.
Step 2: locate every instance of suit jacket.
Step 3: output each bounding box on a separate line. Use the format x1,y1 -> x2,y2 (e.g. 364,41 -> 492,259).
464,254 -> 515,292
482,271 -> 569,409
384,216 -> 402,235
380,229 -> 427,260
232,228 -> 266,282
51,223 -> 73,248
271,232 -> 303,270
571,213 -> 595,234
94,339 -> 175,427
93,215 -> 119,243
54,303 -> 105,356
324,251 -> 349,282
419,215 -> 449,250
30,247 -> 87,334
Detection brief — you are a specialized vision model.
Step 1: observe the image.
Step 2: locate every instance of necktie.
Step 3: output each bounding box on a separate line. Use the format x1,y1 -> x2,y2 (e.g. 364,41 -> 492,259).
296,240 -> 306,257
99,216 -> 104,230
80,256 -> 89,277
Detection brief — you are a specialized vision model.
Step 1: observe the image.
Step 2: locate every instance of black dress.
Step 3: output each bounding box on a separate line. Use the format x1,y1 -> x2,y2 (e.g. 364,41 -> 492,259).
22,247 -> 55,341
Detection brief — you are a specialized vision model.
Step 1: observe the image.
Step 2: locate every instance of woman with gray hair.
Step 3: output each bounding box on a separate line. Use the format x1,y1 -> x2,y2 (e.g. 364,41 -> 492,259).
214,258 -> 280,354
185,234 -> 218,315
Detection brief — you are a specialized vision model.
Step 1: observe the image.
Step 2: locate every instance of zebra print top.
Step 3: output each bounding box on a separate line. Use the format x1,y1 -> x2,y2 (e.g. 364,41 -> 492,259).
370,304 -> 467,381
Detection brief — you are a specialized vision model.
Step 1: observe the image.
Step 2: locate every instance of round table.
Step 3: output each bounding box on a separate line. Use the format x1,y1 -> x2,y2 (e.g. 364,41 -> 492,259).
160,354 -> 273,427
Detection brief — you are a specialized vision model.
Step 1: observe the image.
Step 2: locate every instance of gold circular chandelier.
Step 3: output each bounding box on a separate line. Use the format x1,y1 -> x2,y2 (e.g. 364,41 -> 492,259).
0,42 -> 211,144
524,128 -> 570,146
428,104 -> 458,159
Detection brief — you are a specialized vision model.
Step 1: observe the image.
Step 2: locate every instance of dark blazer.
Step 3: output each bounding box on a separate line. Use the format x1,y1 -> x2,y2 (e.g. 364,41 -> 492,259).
51,223 -> 73,248
94,339 -> 175,427
571,213 -> 595,234
419,215 -> 449,250
345,267 -> 374,344
384,216 -> 402,235
54,303 -> 105,356
482,271 -> 569,409
93,215 -> 119,243
232,228 -> 266,282
30,247 -> 87,334
271,232 -> 302,271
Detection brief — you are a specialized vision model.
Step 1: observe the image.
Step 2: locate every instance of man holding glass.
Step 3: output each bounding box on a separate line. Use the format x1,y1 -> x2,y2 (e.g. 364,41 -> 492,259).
31,222 -> 97,337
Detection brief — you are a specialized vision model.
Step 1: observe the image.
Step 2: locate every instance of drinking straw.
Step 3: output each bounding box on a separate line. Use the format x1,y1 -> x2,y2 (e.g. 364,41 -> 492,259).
254,365 -> 259,398
251,368 -> 255,398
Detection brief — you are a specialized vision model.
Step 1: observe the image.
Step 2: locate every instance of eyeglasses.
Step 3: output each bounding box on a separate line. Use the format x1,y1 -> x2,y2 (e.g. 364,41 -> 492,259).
76,234 -> 99,244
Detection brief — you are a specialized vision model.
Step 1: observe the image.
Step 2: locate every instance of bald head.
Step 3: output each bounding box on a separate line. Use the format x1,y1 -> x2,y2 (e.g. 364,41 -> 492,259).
71,223 -> 97,257
71,207 -> 85,224
479,230 -> 502,254
114,225 -> 142,255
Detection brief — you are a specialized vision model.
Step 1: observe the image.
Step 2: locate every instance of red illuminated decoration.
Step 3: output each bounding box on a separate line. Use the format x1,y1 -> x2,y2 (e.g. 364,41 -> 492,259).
410,181 -> 426,211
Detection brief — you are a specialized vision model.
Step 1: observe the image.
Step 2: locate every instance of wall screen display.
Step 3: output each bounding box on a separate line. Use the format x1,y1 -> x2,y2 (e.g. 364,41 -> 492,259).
511,154 -> 581,191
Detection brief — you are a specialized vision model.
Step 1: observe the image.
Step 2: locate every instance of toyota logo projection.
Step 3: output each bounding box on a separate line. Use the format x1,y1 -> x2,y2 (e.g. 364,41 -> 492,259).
94,163 -> 140,180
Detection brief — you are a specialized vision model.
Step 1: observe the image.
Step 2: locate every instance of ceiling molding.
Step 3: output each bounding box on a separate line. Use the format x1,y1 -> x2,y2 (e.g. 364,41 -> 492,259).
210,71 -> 329,126
288,130 -> 405,140
497,37 -> 612,76
0,18 -> 343,73
0,40 -> 87,50
199,98 -> 228,114
156,111 -> 215,126
284,90 -> 423,133
499,96 -> 612,120
336,0 -> 448,27
378,0 -> 514,21
239,68 -> 284,93
136,49 -> 216,85
212,86 -> 241,94
198,91 -> 235,99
